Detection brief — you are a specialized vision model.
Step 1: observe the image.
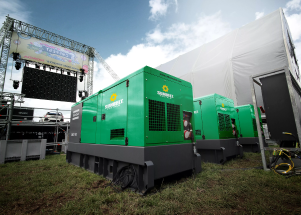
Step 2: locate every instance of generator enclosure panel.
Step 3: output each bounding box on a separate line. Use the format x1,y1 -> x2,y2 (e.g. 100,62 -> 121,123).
233,104 -> 263,138
232,104 -> 266,152
193,94 -> 236,140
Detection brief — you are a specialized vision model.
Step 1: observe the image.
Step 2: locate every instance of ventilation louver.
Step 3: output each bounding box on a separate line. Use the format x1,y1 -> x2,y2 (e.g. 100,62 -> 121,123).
149,100 -> 166,131
167,103 -> 181,131
110,129 -> 125,140
218,113 -> 231,131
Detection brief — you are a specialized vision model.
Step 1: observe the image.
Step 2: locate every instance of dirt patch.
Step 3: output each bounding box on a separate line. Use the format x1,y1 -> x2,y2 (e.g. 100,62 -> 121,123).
207,180 -> 218,188
4,192 -> 77,214
92,180 -> 107,189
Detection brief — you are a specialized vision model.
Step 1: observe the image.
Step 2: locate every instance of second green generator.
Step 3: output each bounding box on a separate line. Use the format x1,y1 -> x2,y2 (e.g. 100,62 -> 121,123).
232,104 -> 267,152
67,66 -> 201,194
193,94 -> 243,164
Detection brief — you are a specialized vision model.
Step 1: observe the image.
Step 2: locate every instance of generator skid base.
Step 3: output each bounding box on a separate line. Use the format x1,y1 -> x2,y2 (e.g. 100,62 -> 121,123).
196,139 -> 243,164
67,142 -> 202,194
238,137 -> 267,153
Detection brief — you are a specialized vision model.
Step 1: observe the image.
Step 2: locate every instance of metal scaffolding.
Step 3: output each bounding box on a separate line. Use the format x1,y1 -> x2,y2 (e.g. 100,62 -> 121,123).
0,18 -> 14,92
87,51 -> 94,96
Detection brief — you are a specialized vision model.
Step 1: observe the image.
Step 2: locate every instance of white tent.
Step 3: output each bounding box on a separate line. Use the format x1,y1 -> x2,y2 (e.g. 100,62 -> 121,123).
157,8 -> 300,106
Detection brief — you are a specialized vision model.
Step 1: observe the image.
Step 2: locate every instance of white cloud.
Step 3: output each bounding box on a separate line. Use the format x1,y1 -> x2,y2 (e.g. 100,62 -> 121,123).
174,0 -> 178,13
285,0 -> 301,12
149,0 -> 178,20
0,0 -> 30,25
94,11 -> 232,92
149,0 -> 169,20
284,0 -> 301,41
255,12 -> 264,20
146,11 -> 231,51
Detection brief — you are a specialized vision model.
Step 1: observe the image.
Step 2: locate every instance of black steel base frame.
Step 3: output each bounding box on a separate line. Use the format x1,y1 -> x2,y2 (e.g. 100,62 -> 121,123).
238,137 -> 268,153
196,138 -> 243,164
66,142 -> 202,194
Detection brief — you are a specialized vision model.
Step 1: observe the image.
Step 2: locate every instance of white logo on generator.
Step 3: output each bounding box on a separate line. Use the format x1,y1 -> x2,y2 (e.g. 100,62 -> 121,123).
157,91 -> 174,99
72,109 -> 80,120
105,99 -> 124,110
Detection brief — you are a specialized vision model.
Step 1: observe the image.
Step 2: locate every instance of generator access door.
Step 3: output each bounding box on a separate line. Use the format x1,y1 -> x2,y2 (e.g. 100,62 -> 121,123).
81,95 -> 98,143
144,72 -> 183,144
99,81 -> 128,145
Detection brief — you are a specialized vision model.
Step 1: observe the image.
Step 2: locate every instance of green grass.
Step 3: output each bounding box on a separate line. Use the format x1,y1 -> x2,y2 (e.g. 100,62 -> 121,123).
1,153 -> 301,214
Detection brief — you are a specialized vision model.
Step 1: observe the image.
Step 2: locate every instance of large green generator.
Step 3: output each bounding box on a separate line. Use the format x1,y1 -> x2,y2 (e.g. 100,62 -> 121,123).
232,104 -> 266,152
193,94 -> 243,164
67,66 -> 201,194
194,94 -> 235,140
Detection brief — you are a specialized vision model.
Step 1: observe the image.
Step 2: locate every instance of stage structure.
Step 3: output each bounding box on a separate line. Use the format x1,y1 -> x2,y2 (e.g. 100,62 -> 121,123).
157,8 -> 300,107
0,16 -> 120,143
0,16 -> 120,98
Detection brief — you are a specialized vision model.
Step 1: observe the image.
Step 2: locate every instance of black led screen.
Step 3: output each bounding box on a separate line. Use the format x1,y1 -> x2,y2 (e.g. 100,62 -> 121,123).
22,67 -> 77,102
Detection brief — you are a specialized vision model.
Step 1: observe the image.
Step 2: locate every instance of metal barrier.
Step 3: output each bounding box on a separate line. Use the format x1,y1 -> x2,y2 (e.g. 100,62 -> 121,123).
0,92 -> 70,152
0,139 -> 46,164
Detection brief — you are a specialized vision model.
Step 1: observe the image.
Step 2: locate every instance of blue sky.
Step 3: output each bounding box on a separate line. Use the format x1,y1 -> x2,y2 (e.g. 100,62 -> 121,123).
1,0 -> 301,120
1,0 -> 298,58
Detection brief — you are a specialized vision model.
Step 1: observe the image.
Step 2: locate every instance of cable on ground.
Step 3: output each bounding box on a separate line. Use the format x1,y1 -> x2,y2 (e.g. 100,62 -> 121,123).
107,165 -> 139,193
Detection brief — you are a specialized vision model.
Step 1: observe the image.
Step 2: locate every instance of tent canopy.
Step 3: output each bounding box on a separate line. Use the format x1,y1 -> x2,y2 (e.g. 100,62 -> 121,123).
157,9 -> 300,106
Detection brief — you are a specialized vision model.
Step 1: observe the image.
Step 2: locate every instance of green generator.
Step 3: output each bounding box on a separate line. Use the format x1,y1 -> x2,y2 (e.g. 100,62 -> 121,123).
67,66 -> 201,194
232,104 -> 267,152
193,94 -> 243,164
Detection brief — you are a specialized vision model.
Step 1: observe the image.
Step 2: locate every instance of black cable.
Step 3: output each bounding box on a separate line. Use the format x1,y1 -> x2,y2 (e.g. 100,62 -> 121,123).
270,149 -> 296,176
108,165 -> 139,193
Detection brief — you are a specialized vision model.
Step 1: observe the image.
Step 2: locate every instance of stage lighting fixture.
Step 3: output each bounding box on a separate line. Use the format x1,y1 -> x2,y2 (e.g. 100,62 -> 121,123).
80,68 -> 85,75
12,52 -> 20,61
78,91 -> 83,97
79,75 -> 83,82
83,90 -> 88,97
67,71 -> 70,75
13,80 -> 19,89
35,64 -> 39,69
15,62 -> 21,70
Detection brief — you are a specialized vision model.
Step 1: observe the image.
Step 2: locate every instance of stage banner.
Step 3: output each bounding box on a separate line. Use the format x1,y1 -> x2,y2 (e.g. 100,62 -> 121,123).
9,31 -> 89,73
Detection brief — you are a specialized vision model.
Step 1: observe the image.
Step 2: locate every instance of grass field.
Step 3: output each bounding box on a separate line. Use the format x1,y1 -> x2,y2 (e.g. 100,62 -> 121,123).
1,153 -> 301,214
